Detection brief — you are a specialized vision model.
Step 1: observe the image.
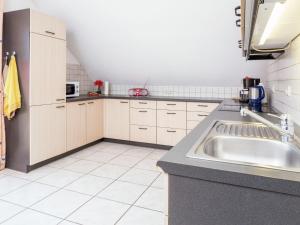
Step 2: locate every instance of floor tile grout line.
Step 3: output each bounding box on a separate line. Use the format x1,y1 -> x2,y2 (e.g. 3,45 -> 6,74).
62,144 -> 158,223
0,142 -> 165,224
114,172 -> 162,224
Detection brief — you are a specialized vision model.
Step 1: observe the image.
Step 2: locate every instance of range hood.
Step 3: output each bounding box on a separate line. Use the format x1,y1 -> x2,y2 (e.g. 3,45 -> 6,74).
238,0 -> 300,60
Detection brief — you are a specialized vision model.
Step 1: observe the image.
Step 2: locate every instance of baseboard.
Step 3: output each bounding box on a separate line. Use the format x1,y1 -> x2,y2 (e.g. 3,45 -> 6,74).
103,138 -> 172,150
27,139 -> 104,172
25,138 -> 171,173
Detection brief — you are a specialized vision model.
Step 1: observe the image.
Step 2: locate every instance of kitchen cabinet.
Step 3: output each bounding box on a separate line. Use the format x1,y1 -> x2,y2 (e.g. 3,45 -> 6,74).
67,99 -> 103,151
157,128 -> 186,146
157,110 -> 186,130
186,102 -> 218,135
104,99 -> 130,140
30,10 -> 66,40
130,125 -> 156,144
30,104 -> 66,165
3,9 -> 67,172
67,101 -> 87,151
86,100 -> 103,143
130,100 -> 157,144
30,33 -> 66,106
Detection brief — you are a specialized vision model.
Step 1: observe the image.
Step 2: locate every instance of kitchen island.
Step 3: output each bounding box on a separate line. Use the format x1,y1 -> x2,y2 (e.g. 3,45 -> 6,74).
157,101 -> 300,225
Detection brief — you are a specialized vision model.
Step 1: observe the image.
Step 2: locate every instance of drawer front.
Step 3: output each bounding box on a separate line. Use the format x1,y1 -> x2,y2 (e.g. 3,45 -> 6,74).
130,108 -> 156,126
187,102 -> 219,112
187,120 -> 200,130
130,125 -> 156,144
157,101 -> 186,111
30,10 -> 66,40
187,129 -> 193,135
130,100 -> 156,109
187,112 -> 208,121
157,128 -> 186,146
157,110 -> 186,129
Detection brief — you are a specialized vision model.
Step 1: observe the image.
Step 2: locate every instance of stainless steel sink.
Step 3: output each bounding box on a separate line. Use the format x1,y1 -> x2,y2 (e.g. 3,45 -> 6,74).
187,121 -> 300,172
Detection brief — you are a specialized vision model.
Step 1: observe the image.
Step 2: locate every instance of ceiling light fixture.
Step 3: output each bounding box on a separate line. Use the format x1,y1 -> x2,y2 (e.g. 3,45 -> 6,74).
259,2 -> 286,46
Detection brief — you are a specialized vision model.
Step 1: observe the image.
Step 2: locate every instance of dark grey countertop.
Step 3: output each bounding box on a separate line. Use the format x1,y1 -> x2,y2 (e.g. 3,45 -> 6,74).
157,103 -> 300,197
66,94 -> 224,103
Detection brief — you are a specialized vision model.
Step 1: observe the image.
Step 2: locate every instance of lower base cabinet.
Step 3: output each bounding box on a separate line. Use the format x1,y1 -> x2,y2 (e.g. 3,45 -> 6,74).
67,100 -> 103,151
130,125 -> 156,144
157,128 -> 186,146
67,101 -> 87,151
30,103 -> 67,165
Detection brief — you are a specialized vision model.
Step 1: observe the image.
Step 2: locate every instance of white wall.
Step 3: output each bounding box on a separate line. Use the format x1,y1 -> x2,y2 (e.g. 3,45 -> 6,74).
4,0 -> 37,11
266,37 -> 300,126
31,0 -> 267,86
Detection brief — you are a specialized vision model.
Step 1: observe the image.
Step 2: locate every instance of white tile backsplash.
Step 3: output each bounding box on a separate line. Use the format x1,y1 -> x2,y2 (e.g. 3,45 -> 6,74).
109,84 -> 241,99
266,36 -> 300,126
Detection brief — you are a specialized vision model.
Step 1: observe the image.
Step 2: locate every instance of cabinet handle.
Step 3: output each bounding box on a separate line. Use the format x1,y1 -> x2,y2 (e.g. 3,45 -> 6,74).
45,30 -> 55,35
197,104 -> 208,107
139,102 -> 148,104
56,98 -> 65,101
120,101 -> 128,104
198,114 -> 208,117
167,130 -> 176,133
167,112 -> 176,115
78,103 -> 86,106
56,106 -> 65,109
139,127 -> 148,130
88,102 -> 94,104
167,103 -> 176,106
139,110 -> 148,113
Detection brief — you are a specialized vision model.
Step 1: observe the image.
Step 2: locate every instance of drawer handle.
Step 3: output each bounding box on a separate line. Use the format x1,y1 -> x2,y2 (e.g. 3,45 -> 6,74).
45,30 -> 56,35
138,127 -> 148,130
139,102 -> 148,104
198,114 -> 208,117
56,98 -> 65,101
56,106 -> 65,109
167,112 -> 176,115
88,102 -> 94,104
139,110 -> 148,113
78,103 -> 86,106
167,103 -> 176,106
197,104 -> 208,107
167,130 -> 176,133
120,101 -> 129,104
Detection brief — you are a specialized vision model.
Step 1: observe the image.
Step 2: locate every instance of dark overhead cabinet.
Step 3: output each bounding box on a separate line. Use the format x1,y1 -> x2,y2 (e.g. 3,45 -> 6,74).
235,0 -> 300,60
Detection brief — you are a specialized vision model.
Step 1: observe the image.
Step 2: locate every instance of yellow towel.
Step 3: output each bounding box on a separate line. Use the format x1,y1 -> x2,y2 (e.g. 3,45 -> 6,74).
4,56 -> 21,120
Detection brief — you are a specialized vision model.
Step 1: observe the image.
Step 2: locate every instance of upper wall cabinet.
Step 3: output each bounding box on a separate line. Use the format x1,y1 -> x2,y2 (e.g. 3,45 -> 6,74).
30,10 -> 66,40
237,0 -> 300,60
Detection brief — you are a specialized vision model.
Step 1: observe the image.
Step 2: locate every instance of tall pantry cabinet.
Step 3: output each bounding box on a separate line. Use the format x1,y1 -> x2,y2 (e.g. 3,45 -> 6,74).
3,9 -> 67,172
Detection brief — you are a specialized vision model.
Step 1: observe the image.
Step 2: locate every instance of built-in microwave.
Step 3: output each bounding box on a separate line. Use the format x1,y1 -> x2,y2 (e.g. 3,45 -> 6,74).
66,81 -> 80,98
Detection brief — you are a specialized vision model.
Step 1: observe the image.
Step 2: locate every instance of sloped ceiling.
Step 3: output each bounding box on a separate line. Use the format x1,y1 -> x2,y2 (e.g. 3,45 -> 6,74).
5,0 -> 267,86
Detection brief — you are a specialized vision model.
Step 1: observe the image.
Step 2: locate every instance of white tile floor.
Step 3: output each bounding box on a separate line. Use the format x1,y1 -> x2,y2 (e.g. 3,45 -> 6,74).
0,142 -> 167,225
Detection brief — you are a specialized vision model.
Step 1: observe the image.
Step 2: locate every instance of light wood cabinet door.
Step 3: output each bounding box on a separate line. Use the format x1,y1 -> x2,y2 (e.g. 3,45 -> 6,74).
187,102 -> 219,112
157,110 -> 186,129
157,128 -> 186,146
130,125 -> 156,144
86,100 -> 103,143
130,108 -> 156,127
104,99 -> 130,140
30,10 -> 66,40
67,102 -> 87,151
30,104 -> 66,165
30,33 -> 66,106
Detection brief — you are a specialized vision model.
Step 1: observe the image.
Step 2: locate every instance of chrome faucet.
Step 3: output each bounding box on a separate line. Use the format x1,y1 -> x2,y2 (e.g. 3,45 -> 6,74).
240,107 -> 294,142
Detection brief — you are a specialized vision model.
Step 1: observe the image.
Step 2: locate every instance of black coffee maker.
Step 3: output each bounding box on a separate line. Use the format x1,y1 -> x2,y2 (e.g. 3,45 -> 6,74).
239,77 -> 261,103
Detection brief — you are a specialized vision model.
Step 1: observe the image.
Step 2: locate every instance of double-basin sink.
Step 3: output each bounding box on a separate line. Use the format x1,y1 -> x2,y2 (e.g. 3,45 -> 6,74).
187,120 -> 300,172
